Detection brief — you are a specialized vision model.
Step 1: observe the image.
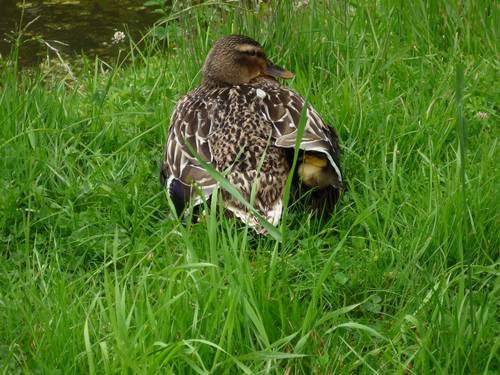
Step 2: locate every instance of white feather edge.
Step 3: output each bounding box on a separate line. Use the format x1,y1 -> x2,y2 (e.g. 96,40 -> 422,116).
225,198 -> 282,234
165,174 -> 175,196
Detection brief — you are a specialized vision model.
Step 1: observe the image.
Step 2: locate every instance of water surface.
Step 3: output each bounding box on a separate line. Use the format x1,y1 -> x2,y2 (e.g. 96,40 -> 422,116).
0,0 -> 159,66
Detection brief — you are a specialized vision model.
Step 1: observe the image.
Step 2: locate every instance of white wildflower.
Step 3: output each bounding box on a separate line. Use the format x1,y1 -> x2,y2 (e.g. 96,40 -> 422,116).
112,31 -> 126,44
295,0 -> 309,8
476,111 -> 488,120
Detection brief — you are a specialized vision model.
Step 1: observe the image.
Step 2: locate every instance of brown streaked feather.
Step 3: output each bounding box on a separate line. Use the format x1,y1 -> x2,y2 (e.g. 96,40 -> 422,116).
251,77 -> 343,188
161,90 -> 218,214
160,35 -> 342,231
161,79 -> 342,226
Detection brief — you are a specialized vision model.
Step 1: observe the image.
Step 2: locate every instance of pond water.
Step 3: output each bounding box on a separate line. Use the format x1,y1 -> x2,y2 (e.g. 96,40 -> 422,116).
0,0 -> 160,66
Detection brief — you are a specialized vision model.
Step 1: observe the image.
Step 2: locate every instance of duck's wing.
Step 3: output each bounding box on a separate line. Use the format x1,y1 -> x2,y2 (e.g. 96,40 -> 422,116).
160,93 -> 217,216
258,84 -> 342,187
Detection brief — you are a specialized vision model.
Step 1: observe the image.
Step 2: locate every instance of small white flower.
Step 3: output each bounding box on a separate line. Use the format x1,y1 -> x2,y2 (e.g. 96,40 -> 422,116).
112,31 -> 126,44
476,111 -> 488,120
295,0 -> 309,7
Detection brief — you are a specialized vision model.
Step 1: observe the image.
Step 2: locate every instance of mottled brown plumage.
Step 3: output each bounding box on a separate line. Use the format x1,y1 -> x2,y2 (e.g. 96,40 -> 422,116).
160,35 -> 342,233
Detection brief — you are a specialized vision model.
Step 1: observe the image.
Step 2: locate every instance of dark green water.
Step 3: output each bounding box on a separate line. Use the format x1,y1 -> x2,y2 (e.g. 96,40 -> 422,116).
0,0 -> 159,66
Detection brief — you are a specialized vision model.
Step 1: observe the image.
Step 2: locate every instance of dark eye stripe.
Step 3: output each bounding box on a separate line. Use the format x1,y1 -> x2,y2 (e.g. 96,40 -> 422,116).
241,49 -> 256,56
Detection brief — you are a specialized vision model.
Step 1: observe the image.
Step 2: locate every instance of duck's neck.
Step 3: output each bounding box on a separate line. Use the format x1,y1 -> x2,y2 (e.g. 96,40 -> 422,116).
202,75 -> 276,89
202,77 -> 230,88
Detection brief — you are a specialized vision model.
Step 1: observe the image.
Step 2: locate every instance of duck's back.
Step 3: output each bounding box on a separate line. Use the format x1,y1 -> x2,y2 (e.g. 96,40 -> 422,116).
161,77 -> 342,231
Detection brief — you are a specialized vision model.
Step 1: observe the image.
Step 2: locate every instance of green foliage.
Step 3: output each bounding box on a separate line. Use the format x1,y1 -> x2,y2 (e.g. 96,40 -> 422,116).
1,0 -> 499,373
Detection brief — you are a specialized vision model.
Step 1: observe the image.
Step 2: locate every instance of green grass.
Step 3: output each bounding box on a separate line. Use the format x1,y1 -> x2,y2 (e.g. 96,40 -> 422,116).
1,0 -> 499,373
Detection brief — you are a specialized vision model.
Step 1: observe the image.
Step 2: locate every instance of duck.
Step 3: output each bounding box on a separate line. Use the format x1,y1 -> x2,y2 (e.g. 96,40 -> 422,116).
160,35 -> 342,233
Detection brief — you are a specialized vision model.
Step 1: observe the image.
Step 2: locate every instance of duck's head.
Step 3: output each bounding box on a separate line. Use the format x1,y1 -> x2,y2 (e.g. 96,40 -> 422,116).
202,35 -> 294,86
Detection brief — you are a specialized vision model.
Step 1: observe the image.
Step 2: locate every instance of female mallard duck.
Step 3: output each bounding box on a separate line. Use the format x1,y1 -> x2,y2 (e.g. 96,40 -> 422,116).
160,35 -> 342,232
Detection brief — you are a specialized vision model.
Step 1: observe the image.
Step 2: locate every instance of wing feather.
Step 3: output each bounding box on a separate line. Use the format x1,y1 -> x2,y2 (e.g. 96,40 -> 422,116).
161,79 -> 342,223
161,91 -> 217,214
257,82 -> 343,184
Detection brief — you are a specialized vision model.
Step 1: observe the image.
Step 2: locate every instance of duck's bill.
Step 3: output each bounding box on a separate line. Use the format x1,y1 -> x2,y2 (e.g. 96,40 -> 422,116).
265,64 -> 294,79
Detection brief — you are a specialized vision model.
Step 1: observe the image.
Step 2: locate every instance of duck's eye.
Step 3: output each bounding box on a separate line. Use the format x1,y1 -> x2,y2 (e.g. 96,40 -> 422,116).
242,50 -> 256,56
